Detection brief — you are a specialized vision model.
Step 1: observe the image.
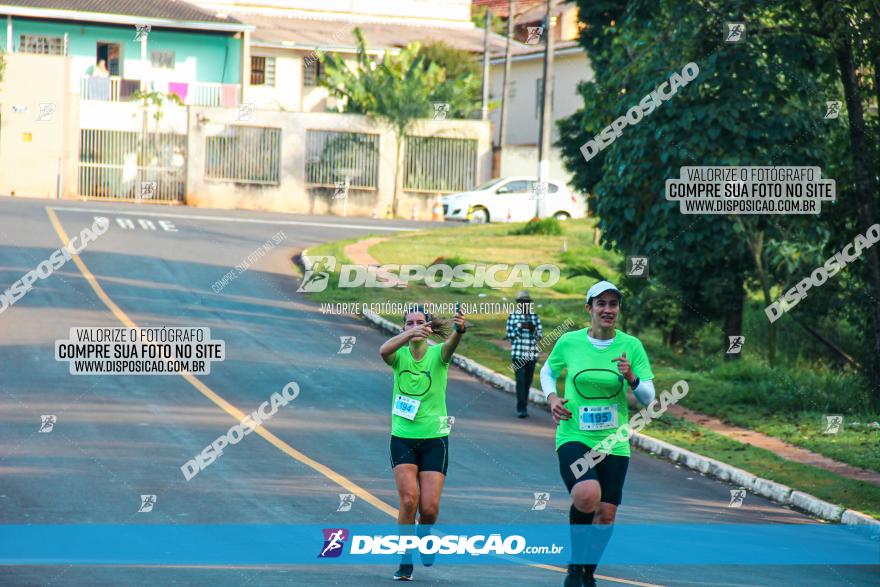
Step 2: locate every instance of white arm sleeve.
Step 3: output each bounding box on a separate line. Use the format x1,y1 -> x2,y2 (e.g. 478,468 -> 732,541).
540,362 -> 560,399
632,379 -> 655,406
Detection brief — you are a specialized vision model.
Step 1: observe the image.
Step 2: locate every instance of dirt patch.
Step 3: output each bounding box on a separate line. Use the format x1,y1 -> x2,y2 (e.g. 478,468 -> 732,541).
667,404 -> 880,486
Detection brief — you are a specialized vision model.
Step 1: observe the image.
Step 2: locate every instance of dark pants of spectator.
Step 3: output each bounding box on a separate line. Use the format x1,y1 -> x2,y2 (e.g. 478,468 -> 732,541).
513,359 -> 537,413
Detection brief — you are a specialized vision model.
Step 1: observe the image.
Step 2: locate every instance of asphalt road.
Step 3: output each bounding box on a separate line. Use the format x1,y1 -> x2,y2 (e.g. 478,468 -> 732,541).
0,196 -> 876,586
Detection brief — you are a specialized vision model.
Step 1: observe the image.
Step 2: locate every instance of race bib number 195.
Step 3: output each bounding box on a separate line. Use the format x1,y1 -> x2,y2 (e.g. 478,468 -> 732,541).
579,405 -> 618,431
393,394 -> 420,421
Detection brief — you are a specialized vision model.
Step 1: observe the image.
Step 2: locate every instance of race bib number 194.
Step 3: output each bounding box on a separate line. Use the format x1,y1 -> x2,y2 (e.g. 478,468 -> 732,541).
393,395 -> 420,421
579,405 -> 618,431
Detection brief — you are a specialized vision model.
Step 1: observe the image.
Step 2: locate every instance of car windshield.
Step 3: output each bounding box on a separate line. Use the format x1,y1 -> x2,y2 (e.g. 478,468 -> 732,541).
472,178 -> 504,191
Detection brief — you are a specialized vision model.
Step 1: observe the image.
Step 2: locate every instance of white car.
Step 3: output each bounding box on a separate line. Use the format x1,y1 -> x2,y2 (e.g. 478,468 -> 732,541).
440,177 -> 585,223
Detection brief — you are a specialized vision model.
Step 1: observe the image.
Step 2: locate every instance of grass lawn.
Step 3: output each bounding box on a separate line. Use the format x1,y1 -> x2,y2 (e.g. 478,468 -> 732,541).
297,218 -> 880,517
646,415 -> 880,519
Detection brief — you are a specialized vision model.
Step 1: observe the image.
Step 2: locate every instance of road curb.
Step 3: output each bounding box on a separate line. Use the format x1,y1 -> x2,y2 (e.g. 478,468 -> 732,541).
296,249 -> 879,528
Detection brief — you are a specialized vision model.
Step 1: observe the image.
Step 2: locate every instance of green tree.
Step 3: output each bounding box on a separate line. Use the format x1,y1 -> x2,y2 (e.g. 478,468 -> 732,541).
805,0 -> 880,408
319,29 -> 480,215
560,0 -> 833,346
471,6 -> 507,35
417,41 -> 482,118
130,89 -> 183,198
132,89 -> 183,134
558,0 -> 878,405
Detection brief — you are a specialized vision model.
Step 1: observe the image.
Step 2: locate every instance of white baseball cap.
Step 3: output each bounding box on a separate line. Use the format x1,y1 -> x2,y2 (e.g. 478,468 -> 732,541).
586,280 -> 621,304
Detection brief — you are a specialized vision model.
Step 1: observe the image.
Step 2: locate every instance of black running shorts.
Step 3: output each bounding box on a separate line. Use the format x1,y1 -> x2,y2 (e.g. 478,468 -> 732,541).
556,441 -> 629,506
390,435 -> 449,475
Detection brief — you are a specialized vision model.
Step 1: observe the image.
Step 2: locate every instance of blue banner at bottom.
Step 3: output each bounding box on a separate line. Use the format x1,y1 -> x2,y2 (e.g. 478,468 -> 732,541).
1,524 -> 877,565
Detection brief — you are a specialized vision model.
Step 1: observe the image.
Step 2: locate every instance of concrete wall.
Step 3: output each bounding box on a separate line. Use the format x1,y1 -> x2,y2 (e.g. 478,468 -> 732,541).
488,50 -> 593,147
558,6 -> 582,41
0,52 -> 77,199
78,99 -> 188,133
186,107 -> 492,218
246,47 -> 299,111
246,48 -> 353,113
498,145 -> 577,193
0,51 -> 491,217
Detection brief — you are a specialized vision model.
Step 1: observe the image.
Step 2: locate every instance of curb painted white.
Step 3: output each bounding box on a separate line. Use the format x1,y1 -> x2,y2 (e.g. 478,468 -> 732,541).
842,509 -> 880,531
297,249 -> 880,528
790,491 -> 844,522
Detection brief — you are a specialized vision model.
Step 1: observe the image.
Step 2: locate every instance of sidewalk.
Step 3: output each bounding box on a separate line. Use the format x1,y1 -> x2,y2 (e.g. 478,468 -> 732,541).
343,236 -> 880,489
667,404 -> 880,486
343,237 -> 407,287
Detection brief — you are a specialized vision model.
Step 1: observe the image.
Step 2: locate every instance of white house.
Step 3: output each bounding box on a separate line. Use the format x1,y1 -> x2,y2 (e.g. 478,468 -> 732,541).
483,2 -> 594,188
192,0 -> 514,113
488,40 -> 592,147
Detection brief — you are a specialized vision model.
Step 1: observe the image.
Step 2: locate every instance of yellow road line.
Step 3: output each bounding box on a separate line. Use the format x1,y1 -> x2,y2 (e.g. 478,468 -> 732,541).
45,207 -> 664,587
47,207 -> 396,517
595,574 -> 667,587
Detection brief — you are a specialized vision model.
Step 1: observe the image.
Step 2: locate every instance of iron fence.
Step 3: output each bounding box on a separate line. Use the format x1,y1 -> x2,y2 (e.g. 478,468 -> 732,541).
404,135 -> 477,193
305,130 -> 380,189
204,125 -> 282,185
78,129 -> 186,201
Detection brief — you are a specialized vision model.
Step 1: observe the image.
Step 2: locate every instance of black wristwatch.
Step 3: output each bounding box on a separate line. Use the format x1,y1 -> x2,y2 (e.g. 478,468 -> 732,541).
628,377 -> 640,390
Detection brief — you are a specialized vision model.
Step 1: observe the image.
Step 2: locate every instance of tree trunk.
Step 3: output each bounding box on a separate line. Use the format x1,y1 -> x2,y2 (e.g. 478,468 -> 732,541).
737,218 -> 775,365
753,235 -> 776,367
759,276 -> 776,367
794,317 -> 862,369
723,272 -> 745,361
391,134 -> 403,218
814,0 -> 880,409
669,323 -> 686,351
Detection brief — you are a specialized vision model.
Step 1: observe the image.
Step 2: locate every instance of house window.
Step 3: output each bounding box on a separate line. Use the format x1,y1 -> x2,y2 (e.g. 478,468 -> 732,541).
251,56 -> 275,86
20,34 -> 64,55
303,55 -> 323,87
151,51 -> 175,69
96,42 -> 122,76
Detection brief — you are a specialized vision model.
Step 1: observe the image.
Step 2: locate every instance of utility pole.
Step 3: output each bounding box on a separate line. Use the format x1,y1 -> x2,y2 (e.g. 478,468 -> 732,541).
498,0 -> 515,148
481,8 -> 491,121
535,0 -> 554,218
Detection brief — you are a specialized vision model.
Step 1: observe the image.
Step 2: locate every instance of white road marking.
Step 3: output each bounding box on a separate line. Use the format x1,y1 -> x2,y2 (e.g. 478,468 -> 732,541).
48,206 -> 418,232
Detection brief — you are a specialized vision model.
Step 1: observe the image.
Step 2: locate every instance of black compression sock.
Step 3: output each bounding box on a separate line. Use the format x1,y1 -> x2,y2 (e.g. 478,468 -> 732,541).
583,524 -> 614,580
569,504 -> 595,525
569,504 -> 595,570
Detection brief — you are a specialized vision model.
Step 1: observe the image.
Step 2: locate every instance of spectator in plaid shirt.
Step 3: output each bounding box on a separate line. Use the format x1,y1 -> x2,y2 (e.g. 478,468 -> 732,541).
507,291 -> 543,418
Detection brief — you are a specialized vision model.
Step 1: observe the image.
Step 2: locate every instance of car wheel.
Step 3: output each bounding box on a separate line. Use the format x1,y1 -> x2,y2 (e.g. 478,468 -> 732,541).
470,207 -> 489,224
553,211 -> 571,221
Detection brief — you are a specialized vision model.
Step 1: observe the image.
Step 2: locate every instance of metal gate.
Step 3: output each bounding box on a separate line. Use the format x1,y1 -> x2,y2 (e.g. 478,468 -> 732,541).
205,125 -> 282,185
404,135 -> 477,193
305,129 -> 380,190
78,129 -> 186,202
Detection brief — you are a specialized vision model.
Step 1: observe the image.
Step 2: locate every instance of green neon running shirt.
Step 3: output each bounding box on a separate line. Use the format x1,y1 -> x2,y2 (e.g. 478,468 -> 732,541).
390,343 -> 451,439
546,328 -> 653,455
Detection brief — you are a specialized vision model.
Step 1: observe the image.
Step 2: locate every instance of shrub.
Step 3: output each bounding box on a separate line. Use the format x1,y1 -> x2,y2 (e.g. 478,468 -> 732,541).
509,217 -> 563,236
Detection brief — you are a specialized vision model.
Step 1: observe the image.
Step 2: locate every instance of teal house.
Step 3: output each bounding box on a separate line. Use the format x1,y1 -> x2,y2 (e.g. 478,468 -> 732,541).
0,0 -> 252,105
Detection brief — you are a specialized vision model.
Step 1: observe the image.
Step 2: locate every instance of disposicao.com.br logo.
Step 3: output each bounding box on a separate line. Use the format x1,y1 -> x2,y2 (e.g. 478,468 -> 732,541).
319,528 -> 349,558
317,529 -> 562,558
298,255 -> 560,292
